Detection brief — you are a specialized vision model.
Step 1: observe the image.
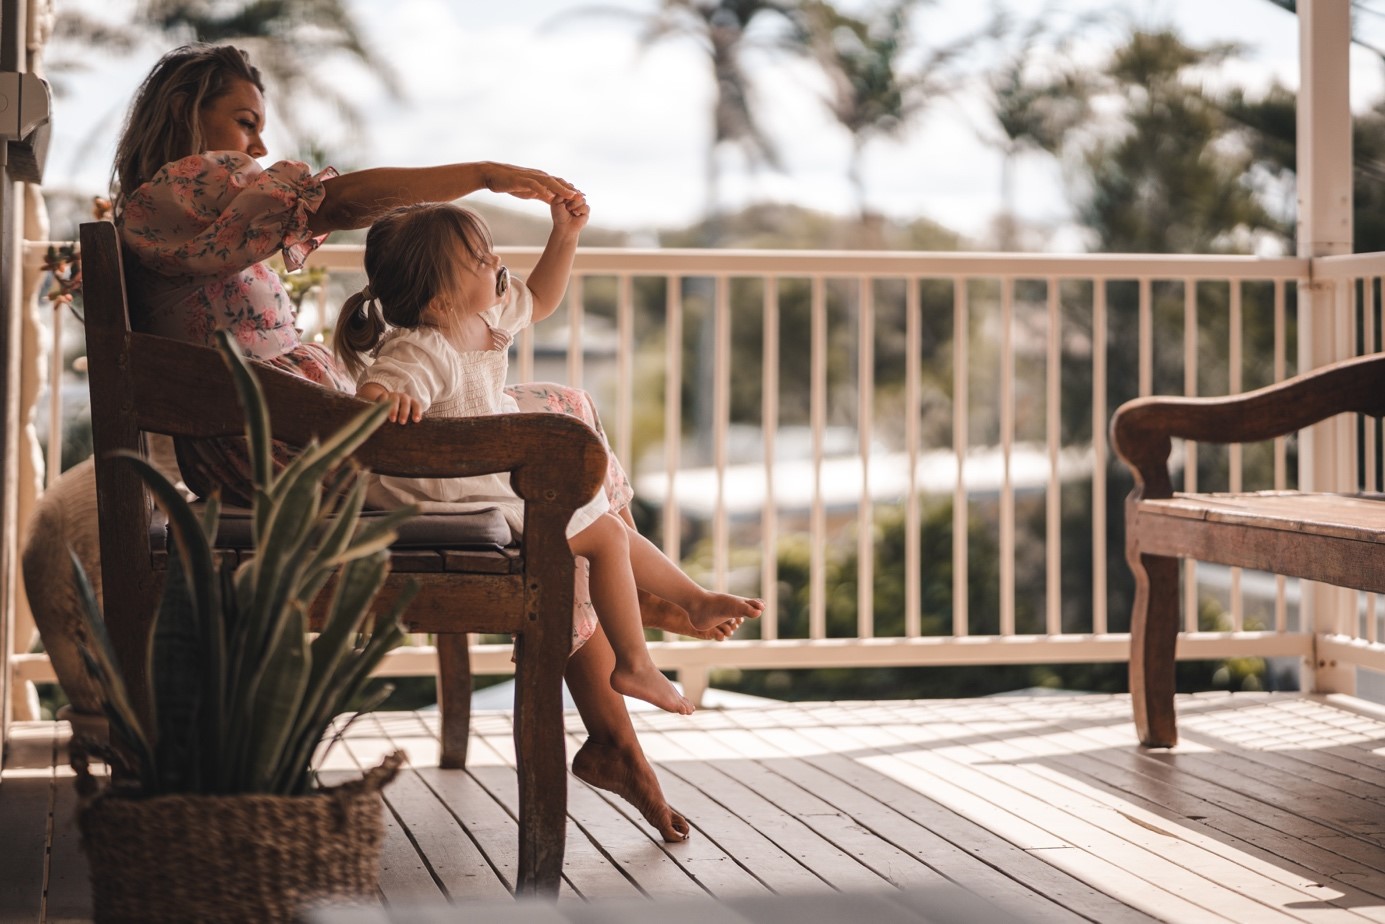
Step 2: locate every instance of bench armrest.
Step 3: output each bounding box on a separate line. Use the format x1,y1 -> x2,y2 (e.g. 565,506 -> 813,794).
1111,351 -> 1385,499
106,328 -> 607,513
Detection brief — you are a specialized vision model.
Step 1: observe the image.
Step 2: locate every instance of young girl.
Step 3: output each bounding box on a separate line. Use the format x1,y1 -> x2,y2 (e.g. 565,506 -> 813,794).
333,199 -> 764,715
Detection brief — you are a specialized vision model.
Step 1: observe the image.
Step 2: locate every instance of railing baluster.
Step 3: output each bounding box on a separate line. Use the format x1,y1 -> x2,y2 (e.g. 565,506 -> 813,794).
1274,278 -> 1288,635
616,273 -> 634,471
713,275 -> 731,593
1092,280 -> 1108,636
662,277 -> 683,570
1184,278 -> 1200,635
906,277 -> 922,639
567,275 -> 584,387
761,276 -> 780,639
810,275 -> 828,640
953,278 -> 969,638
1138,277 -> 1153,397
46,302 -> 62,487
1045,277 -> 1062,637
1230,279 -> 1244,632
858,277 -> 875,640
1000,276 -> 1015,638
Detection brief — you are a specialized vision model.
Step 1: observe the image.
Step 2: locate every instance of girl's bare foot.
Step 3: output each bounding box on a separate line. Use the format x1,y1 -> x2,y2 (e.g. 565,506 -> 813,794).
610,663 -> 694,714
639,590 -> 742,641
572,739 -> 691,842
686,592 -> 765,633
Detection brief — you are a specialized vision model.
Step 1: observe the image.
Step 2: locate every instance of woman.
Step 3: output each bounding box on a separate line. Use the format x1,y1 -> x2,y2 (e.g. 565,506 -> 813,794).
109,42 -> 727,841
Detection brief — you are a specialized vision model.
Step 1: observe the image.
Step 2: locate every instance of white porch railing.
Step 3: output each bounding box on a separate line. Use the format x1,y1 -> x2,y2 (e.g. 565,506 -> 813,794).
20,241 -> 1385,709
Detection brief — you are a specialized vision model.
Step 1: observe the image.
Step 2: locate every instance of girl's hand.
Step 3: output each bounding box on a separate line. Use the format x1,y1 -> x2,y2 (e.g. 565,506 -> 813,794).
482,162 -> 580,203
552,193 -> 590,234
359,383 -> 425,424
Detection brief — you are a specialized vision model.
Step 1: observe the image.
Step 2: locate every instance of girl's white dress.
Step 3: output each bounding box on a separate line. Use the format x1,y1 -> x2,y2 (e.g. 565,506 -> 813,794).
359,279 -> 609,539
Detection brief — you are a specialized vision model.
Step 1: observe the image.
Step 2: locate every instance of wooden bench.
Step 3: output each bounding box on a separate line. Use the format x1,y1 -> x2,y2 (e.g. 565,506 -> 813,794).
1111,351 -> 1385,748
79,219 -> 605,895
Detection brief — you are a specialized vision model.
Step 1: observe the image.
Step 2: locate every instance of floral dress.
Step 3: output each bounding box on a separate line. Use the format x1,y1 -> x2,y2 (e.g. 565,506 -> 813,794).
115,151 -> 627,651
119,152 -> 353,501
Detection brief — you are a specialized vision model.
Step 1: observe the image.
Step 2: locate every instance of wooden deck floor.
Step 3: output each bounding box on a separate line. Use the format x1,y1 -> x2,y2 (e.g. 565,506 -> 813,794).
6,692 -> 1385,922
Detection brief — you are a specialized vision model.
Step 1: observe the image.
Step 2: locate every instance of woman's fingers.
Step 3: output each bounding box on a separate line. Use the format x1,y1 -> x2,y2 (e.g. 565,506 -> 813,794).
488,163 -> 581,202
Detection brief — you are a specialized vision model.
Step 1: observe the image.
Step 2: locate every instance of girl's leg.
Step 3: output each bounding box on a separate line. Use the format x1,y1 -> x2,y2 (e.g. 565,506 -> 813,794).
565,625 -> 691,841
508,383 -> 744,641
620,522 -> 766,632
569,513 -> 693,715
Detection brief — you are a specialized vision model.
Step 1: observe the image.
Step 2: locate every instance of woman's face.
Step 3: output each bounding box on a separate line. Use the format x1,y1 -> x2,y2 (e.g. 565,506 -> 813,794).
197,78 -> 267,158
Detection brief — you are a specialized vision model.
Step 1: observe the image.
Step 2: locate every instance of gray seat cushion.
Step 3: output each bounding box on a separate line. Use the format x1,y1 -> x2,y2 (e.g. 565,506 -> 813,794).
152,504 -> 515,553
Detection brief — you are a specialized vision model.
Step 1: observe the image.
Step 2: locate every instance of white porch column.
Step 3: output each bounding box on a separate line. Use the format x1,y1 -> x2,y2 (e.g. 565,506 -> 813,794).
1297,0 -> 1355,694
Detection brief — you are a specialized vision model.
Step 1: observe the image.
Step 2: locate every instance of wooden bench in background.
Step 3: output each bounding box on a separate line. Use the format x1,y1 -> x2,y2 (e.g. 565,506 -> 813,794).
80,219 -> 605,895
1111,351 -> 1385,748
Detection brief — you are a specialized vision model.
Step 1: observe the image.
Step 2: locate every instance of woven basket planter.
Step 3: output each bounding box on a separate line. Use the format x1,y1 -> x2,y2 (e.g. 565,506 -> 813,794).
78,753 -> 402,924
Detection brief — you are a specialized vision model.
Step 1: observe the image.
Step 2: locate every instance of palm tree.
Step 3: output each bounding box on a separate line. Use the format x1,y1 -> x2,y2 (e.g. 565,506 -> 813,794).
793,0 -> 1001,223
564,0 -> 807,227
50,0 -> 400,154
981,10 -> 1097,248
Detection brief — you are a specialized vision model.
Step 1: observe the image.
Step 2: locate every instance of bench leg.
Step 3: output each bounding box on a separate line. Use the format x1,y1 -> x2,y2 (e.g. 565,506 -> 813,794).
1129,550 -> 1180,748
437,634 -> 472,769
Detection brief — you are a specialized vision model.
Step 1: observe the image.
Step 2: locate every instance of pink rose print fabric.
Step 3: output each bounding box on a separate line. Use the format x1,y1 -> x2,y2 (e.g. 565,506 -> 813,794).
118,151 -> 338,361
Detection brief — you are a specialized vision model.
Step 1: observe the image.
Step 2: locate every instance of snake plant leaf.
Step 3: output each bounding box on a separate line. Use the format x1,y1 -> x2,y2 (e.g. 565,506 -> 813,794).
94,334 -> 417,796
243,602 -> 311,791
299,682 -> 396,794
275,564 -> 389,791
150,552 -> 205,793
115,453 -> 221,655
291,476 -> 373,609
215,328 -> 273,493
69,551 -> 155,787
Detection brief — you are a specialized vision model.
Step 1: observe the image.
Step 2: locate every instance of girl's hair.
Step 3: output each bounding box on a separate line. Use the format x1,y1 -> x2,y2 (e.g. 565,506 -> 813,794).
333,203 -> 496,378
111,43 -> 264,213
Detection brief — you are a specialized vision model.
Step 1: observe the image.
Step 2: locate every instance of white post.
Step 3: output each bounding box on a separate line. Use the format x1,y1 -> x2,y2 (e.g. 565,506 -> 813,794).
1298,0 -> 1355,694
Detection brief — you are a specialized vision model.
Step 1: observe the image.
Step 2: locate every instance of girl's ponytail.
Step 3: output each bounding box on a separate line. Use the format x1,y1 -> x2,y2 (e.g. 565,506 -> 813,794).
333,287 -> 387,378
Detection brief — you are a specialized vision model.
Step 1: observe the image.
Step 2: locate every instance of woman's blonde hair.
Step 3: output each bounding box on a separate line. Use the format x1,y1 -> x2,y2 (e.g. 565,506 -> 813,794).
111,43 -> 263,213
333,203 -> 496,378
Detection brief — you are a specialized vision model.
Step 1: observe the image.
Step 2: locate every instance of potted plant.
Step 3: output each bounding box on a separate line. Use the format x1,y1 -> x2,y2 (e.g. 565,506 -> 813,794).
72,330 -> 418,924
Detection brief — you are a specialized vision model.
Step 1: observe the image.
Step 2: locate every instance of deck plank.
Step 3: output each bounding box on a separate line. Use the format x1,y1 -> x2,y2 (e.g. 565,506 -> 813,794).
714,711 -> 1098,924
909,698 -> 1370,923
9,694 -> 1385,922
1037,699 -> 1385,913
0,724 -> 56,924
823,707 -> 1242,921
995,713 -> 1385,922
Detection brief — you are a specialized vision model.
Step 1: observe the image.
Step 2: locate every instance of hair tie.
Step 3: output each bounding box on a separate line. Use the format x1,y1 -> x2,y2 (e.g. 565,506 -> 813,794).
357,284 -> 374,316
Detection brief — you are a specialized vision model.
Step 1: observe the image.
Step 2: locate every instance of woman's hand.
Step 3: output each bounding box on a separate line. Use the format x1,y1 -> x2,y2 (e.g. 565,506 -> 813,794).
481,162 -> 580,203
359,382 -> 425,424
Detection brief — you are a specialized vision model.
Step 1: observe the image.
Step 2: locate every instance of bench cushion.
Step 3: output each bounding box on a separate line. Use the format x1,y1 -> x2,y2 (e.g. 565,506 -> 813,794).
151,504 -> 515,553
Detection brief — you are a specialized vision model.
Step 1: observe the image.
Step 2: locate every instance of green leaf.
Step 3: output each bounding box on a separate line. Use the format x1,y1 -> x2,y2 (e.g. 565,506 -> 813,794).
243,602 -> 310,791
69,551 -> 155,787
151,552 -> 205,793
215,328 -> 272,492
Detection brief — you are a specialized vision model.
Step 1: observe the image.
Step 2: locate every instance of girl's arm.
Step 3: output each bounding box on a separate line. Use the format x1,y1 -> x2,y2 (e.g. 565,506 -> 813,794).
526,195 -> 591,323
310,162 -> 578,234
358,382 -> 424,424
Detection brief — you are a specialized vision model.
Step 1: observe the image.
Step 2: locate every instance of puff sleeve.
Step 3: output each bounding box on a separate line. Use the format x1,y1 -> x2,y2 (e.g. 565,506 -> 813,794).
120,152 -> 338,276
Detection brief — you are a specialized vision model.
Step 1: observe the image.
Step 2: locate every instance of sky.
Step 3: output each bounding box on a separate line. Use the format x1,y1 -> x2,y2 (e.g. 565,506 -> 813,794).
38,0 -> 1385,248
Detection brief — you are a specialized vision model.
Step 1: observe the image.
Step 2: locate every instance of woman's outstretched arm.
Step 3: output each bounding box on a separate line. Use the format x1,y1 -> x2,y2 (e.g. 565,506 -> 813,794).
309,161 -> 578,233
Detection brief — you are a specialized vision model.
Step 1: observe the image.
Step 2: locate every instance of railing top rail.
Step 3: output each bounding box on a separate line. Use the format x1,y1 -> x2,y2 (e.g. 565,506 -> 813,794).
23,240 -> 1311,281
1309,249 -> 1385,280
